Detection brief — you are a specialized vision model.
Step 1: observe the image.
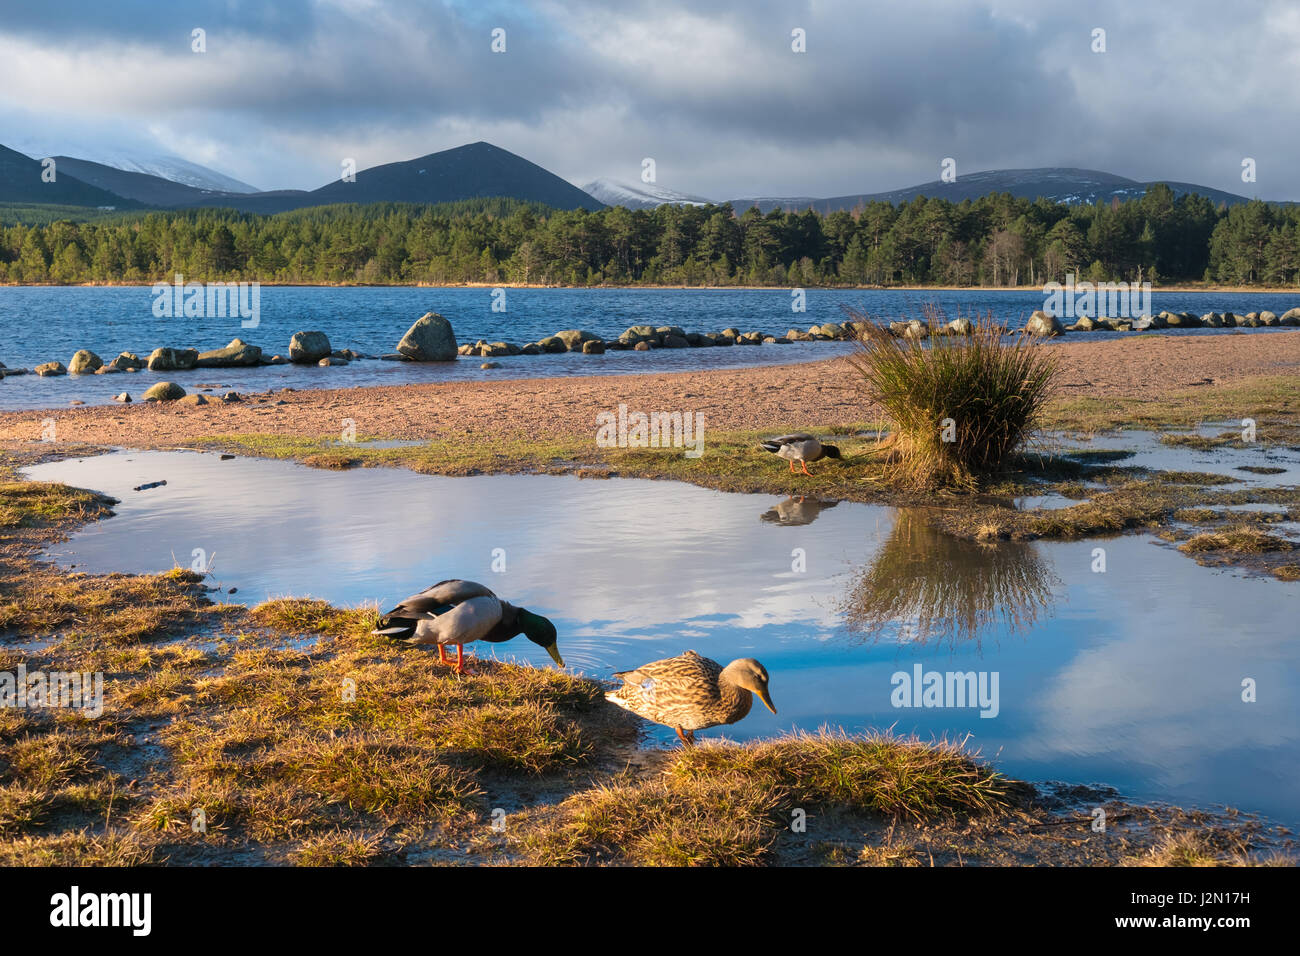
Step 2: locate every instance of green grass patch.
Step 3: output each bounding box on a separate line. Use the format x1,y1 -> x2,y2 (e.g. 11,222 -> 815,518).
0,481 -> 116,529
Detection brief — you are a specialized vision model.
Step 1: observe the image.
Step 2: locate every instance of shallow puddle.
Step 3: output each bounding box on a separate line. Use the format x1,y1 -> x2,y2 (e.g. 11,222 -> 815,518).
19,449 -> 1300,827
1050,431 -> 1300,485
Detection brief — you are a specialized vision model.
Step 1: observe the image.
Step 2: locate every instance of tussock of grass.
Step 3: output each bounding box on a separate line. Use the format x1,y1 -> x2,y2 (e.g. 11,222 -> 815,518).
435,702 -> 589,773
300,453 -> 362,470
670,731 -> 1018,822
0,730 -> 121,835
1273,564 -> 1300,581
844,309 -> 1058,489
0,481 -> 116,529
289,830 -> 386,866
1179,525 -> 1295,554
1126,832 -> 1294,867
521,731 -> 1018,866
250,598 -> 378,637
0,829 -> 157,866
1154,470 -> 1241,486
521,774 -> 782,866
1159,432 -> 1240,451
161,567 -> 206,584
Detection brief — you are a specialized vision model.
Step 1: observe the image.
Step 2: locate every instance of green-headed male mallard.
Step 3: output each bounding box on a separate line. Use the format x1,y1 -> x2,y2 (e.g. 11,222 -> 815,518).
372,579 -> 562,674
759,434 -> 842,475
605,650 -> 776,745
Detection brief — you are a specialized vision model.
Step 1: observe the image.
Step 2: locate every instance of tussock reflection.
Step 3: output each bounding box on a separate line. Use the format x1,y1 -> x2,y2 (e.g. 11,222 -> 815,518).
840,509 -> 1059,648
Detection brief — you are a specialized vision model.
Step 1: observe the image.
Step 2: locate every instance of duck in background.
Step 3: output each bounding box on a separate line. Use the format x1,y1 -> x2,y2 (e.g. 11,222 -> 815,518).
759,434 -> 842,475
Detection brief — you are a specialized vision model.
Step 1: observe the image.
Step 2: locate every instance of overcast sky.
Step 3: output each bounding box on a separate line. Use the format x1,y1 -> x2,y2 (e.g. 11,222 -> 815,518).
2,0 -> 1297,199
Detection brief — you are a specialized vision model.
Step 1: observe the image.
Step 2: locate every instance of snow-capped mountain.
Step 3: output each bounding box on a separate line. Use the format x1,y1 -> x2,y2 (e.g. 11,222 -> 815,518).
88,152 -> 259,194
8,137 -> 261,194
580,177 -> 713,209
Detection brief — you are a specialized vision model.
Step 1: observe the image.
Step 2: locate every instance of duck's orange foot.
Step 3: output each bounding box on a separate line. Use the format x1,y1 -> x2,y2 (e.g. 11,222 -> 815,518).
451,644 -> 476,675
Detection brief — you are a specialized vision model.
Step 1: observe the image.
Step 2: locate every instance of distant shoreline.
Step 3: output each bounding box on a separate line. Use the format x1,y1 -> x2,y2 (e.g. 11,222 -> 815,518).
2,281 -> 1300,294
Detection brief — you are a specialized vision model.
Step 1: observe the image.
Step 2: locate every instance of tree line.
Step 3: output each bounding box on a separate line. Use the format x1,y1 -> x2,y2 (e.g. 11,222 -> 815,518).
1,186 -> 1297,287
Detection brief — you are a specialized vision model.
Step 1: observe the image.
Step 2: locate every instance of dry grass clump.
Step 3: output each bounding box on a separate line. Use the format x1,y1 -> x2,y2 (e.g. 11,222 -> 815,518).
1178,525 -> 1294,554
0,567 -> 213,645
0,829 -> 157,866
669,731 -> 1018,821
521,730 -> 1018,866
845,308 -> 1058,489
288,829 -> 386,866
0,481 -> 116,529
250,598 -> 379,637
1125,831 -> 1295,867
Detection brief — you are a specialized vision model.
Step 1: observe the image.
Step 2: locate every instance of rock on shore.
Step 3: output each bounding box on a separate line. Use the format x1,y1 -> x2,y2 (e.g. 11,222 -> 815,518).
143,381 -> 186,401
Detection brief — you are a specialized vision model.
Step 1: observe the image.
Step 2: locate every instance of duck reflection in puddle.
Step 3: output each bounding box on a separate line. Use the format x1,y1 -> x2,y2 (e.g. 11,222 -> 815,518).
760,496 -> 840,526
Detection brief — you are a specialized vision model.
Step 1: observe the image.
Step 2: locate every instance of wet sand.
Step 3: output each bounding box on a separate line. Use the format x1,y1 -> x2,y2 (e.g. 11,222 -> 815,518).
2,331 -> 1297,445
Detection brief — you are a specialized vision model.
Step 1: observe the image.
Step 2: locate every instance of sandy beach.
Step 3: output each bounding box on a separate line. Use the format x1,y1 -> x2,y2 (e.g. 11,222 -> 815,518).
2,331 -> 1298,447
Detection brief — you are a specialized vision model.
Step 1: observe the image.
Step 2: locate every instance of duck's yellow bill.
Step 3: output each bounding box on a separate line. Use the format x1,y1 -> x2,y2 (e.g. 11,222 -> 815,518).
545,642 -> 565,668
758,687 -> 777,714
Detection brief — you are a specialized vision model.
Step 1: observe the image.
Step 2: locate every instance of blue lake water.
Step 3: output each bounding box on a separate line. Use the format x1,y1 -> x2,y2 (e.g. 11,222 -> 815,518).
22,449 -> 1300,829
1,286 -> 1297,410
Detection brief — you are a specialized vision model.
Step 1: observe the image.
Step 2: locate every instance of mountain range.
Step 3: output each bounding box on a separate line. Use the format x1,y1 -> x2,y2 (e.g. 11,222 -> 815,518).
0,140 -> 1272,217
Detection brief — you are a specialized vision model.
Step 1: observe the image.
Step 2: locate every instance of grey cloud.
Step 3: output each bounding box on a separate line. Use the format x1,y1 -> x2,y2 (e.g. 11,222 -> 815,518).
0,0 -> 1296,199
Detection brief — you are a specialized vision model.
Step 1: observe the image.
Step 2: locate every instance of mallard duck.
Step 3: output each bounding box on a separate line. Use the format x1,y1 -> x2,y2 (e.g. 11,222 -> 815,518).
605,651 -> 776,745
759,434 -> 842,475
372,579 -> 562,674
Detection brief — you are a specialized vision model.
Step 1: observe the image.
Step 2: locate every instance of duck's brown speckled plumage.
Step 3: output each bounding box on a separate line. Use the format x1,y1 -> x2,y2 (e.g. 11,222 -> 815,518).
606,651 -> 754,733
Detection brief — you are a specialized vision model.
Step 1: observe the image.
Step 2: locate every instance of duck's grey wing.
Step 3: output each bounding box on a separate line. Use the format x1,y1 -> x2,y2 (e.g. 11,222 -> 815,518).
408,595 -> 505,646
768,433 -> 815,445
392,579 -> 497,615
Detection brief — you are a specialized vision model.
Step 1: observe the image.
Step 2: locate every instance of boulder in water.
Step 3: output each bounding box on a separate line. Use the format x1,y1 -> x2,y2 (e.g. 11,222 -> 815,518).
196,339 -> 262,368
1025,311 -> 1064,336
289,330 -> 332,364
68,350 -> 103,374
396,311 -> 458,361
